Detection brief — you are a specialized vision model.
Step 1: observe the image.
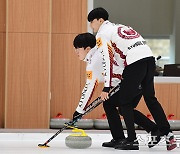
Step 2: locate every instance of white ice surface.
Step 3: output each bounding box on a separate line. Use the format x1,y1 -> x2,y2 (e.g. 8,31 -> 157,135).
0,130 -> 179,154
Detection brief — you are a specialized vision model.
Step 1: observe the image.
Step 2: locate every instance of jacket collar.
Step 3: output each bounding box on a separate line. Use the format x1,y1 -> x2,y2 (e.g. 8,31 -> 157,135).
98,20 -> 110,33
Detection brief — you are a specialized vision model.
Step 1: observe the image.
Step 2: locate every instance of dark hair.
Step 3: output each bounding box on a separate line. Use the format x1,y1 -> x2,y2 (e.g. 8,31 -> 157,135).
88,7 -> 109,22
73,33 -> 96,49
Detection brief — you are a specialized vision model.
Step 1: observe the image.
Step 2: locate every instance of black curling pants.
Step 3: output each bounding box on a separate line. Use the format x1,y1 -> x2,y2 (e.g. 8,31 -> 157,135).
118,57 -> 171,141
103,88 -> 158,140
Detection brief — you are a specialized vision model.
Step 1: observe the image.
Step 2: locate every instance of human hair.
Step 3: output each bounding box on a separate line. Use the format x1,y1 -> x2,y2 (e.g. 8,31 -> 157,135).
88,7 -> 109,22
73,33 -> 96,49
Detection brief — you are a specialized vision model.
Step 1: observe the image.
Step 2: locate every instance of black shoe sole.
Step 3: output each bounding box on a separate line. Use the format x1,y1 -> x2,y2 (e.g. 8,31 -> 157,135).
115,146 -> 139,150
102,145 -> 114,148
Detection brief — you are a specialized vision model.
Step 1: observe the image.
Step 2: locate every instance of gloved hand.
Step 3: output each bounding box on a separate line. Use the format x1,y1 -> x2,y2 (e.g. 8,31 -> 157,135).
73,111 -> 83,121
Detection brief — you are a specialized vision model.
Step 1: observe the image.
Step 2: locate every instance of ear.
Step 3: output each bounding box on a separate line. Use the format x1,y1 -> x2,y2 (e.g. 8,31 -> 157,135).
85,46 -> 91,52
99,18 -> 105,23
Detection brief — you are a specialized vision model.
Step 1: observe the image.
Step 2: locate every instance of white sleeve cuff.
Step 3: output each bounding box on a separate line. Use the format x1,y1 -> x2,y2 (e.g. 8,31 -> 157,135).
76,107 -> 85,114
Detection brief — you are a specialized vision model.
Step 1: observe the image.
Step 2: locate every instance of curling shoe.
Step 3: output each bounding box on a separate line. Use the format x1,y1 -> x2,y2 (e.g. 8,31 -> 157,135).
114,139 -> 139,150
102,139 -> 124,148
166,132 -> 177,151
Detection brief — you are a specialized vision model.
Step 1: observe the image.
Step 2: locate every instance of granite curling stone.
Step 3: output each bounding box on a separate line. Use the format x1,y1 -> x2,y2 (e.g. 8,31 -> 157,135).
50,113 -> 70,129
94,119 -> 109,129
94,113 -> 109,129
75,118 -> 94,129
167,114 -> 180,130
65,127 -> 92,149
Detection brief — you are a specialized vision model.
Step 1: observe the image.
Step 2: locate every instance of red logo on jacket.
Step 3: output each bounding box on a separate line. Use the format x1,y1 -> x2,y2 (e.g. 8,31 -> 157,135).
118,26 -> 140,39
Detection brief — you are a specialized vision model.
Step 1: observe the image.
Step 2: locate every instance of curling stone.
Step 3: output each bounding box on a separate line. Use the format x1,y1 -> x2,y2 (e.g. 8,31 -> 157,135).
121,119 -> 138,129
50,113 -> 70,129
146,114 -> 155,123
168,114 -> 180,130
75,118 -> 94,129
65,127 -> 92,149
94,113 -> 110,129
147,114 -> 153,120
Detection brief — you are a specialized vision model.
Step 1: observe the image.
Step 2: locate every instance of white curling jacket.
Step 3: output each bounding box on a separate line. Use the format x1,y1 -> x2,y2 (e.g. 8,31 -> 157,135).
76,47 -> 124,114
96,20 -> 153,87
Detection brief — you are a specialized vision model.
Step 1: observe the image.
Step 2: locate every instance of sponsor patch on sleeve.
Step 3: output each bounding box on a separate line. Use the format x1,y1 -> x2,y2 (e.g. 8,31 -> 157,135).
86,71 -> 92,79
96,38 -> 103,48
